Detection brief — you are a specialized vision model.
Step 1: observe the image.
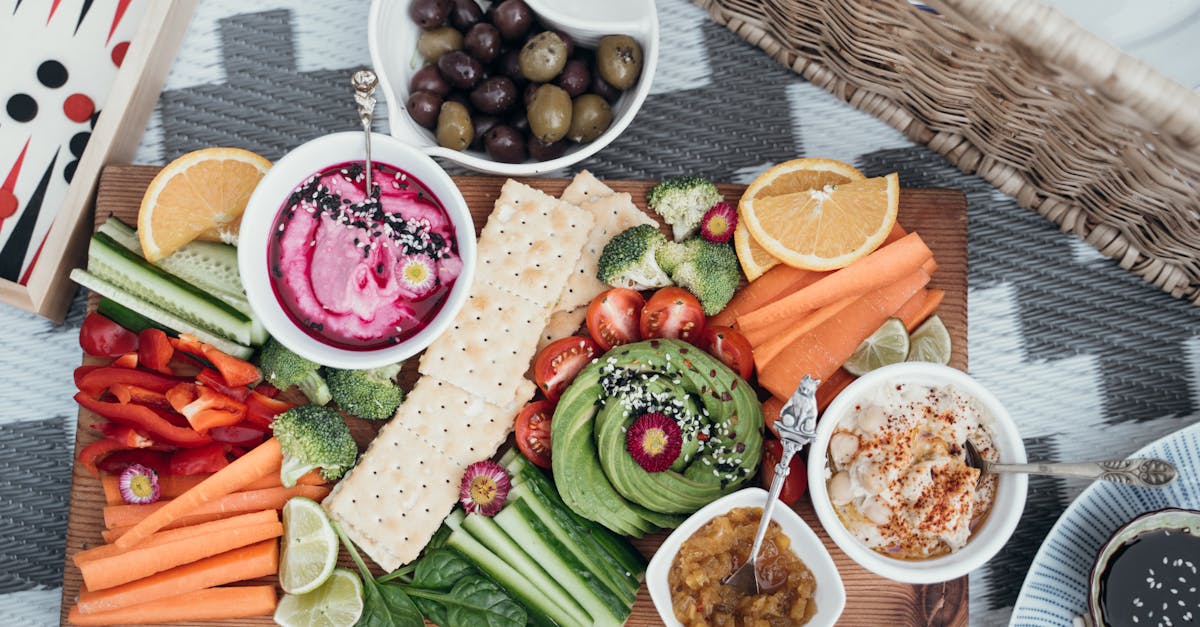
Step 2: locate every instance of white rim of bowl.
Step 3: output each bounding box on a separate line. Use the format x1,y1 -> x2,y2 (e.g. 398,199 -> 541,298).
238,132 -> 475,369
806,362 -> 1028,584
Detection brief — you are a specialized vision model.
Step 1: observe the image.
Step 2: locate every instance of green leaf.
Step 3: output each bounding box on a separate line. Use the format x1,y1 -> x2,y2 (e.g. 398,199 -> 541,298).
357,583 -> 424,627
414,597 -> 448,626
412,549 -> 478,591
444,577 -> 526,627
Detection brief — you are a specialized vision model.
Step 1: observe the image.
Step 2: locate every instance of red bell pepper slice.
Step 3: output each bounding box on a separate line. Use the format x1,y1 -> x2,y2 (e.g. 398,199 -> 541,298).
178,386 -> 247,433
107,383 -> 173,410
168,443 -> 229,475
74,365 -> 102,388
137,328 -> 174,374
170,334 -> 206,357
80,312 -> 138,357
77,438 -> 126,477
196,368 -> 251,402
165,382 -> 198,413
97,449 -> 172,476
244,391 -> 296,428
77,367 -> 185,398
93,423 -> 155,448
111,352 -> 139,369
253,383 -> 280,398
208,422 -> 269,447
148,406 -> 192,430
74,392 -> 211,448
202,345 -> 261,387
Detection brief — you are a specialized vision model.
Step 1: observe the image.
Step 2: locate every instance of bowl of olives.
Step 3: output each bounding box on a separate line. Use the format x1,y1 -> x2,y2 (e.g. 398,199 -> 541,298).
369,0 -> 658,175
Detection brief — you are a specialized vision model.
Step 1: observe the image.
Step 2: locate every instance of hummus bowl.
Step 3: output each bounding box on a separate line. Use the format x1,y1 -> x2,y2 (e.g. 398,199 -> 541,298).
240,132 -> 475,369
807,362 -> 1027,584
646,488 -> 846,627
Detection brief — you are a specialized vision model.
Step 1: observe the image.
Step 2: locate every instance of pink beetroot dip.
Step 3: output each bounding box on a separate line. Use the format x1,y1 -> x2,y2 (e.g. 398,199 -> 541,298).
268,161 -> 461,349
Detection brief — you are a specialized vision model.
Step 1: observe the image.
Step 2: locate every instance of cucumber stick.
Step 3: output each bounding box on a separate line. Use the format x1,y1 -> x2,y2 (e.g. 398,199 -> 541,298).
97,218 -> 266,345
495,500 -> 629,626
445,531 -> 562,627
97,298 -> 174,335
460,514 -> 592,626
72,269 -> 253,359
86,232 -> 253,345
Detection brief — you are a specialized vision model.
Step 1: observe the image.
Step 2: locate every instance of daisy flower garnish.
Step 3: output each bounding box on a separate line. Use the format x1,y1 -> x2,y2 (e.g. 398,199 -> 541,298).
396,253 -> 438,299
119,464 -> 161,504
459,460 -> 511,516
626,412 -> 683,473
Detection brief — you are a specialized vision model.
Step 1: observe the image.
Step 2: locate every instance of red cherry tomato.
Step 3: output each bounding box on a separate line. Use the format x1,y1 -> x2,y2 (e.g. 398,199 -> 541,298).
640,287 -> 706,343
79,312 -> 138,357
533,336 -> 601,402
701,325 -> 755,380
586,288 -> 644,351
760,439 -> 807,506
514,400 -> 555,469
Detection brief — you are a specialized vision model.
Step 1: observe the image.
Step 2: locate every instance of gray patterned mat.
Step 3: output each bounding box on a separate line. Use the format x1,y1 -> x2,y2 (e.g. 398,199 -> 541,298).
1,1 -> 1198,625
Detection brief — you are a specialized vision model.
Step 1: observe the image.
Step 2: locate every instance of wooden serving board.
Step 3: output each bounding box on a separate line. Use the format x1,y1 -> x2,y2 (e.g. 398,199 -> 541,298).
61,165 -> 968,626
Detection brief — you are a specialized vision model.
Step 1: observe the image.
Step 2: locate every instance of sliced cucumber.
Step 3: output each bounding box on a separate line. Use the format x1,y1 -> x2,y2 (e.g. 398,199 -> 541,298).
71,269 -> 253,359
495,500 -> 629,626
446,530 -> 564,627
97,298 -> 174,335
86,232 -> 254,345
460,514 -> 591,626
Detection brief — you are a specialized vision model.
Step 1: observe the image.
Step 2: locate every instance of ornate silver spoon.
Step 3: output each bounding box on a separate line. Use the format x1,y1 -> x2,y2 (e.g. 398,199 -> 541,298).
351,69 -> 378,193
964,439 -> 1177,488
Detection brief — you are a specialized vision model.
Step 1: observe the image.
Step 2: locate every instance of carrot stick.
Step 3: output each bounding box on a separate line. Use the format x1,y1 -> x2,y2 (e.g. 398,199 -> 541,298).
76,539 -> 278,615
101,469 -> 325,506
762,397 -> 785,439
901,289 -> 944,331
759,270 -> 931,399
816,368 -> 857,413
737,232 -> 933,334
891,289 -> 929,333
76,510 -> 278,565
103,484 -> 328,530
79,521 -> 282,591
747,294 -> 857,359
68,585 -> 277,625
100,475 -> 122,506
114,437 -> 282,549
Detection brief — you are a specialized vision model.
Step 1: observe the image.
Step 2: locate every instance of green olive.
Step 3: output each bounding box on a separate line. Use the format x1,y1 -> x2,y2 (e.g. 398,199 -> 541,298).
417,26 -> 463,62
596,34 -> 643,90
567,94 -> 612,143
436,101 -> 473,150
526,84 -> 572,143
518,31 -> 568,83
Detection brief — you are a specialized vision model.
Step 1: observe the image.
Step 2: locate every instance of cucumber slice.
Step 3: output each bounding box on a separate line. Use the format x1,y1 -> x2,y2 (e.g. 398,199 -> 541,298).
460,514 -> 592,626
86,232 -> 254,345
97,298 -> 175,335
495,500 -> 630,626
71,269 -> 254,359
445,531 -> 565,627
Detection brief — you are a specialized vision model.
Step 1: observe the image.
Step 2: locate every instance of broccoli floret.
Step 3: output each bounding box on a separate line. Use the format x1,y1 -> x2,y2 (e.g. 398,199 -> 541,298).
597,225 -> 672,290
326,363 -> 405,420
655,240 -> 687,275
646,176 -> 724,241
670,239 -> 741,315
257,338 -> 332,406
271,404 -> 358,486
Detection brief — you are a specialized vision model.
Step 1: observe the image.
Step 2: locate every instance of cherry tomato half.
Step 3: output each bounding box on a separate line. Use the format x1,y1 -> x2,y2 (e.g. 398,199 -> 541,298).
514,400 -> 555,469
586,288 -> 644,351
80,312 -> 139,358
533,336 -> 600,402
760,439 -> 807,506
701,325 -> 755,380
640,287 -> 706,343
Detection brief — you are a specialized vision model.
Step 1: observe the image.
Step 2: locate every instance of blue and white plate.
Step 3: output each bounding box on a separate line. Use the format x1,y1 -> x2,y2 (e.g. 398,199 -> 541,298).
1011,421 -> 1200,626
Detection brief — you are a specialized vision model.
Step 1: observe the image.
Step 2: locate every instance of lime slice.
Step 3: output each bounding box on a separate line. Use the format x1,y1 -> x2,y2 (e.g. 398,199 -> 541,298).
274,567 -> 364,627
843,318 -> 910,376
280,496 -> 339,595
907,315 -> 951,365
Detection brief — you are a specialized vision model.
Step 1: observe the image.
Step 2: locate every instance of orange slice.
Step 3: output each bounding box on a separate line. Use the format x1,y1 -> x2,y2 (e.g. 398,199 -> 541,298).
734,158 -> 866,279
741,172 -> 899,271
138,147 -> 272,261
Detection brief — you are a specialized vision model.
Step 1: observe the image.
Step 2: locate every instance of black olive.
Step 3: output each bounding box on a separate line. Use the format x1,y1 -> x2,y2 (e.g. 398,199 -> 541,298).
528,137 -> 568,161
408,0 -> 452,28
497,48 -> 527,86
463,22 -> 502,64
590,71 -> 621,104
436,50 -> 484,89
469,76 -> 518,114
411,64 -> 452,97
406,91 -> 443,129
449,0 -> 483,30
471,114 -> 501,149
555,59 -> 590,97
490,0 -> 532,41
484,125 -> 528,163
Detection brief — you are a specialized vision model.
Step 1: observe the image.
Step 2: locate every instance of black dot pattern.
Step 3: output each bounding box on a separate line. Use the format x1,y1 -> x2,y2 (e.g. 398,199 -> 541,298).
6,94 -> 37,122
37,60 -> 68,88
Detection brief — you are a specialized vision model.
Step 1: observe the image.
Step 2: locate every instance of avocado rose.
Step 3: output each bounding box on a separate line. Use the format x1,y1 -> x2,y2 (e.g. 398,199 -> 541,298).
551,339 -> 763,536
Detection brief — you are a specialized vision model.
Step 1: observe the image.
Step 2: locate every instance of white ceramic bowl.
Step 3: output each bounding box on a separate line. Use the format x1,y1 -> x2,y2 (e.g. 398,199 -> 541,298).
368,0 -> 659,176
239,132 -> 475,369
807,362 -> 1028,584
646,487 -> 846,627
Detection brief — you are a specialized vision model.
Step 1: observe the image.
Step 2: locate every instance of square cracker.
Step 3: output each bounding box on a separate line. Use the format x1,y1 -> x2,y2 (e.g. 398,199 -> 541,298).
555,191 -> 658,312
418,280 -> 548,405
537,306 -> 587,351
560,169 -> 614,205
393,375 -> 536,467
476,179 -> 594,310
324,419 -> 468,570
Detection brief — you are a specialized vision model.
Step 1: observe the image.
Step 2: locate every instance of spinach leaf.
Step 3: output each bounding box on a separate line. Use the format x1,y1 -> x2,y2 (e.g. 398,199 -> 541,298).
413,597 -> 448,627
358,583 -> 424,627
406,576 -> 526,627
412,549 -> 477,590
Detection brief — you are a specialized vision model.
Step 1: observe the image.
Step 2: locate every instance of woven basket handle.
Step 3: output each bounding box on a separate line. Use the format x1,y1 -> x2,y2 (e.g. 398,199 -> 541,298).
943,0 -> 1200,147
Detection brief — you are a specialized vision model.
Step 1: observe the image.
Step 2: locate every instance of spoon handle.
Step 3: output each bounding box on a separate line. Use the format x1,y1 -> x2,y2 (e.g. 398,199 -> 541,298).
986,457 -> 1177,487
747,441 -> 798,566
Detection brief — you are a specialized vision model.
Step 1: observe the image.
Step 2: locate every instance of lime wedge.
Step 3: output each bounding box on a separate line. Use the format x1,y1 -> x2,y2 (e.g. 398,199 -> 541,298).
907,315 -> 951,365
843,318 -> 910,376
280,496 -> 339,595
274,567 -> 364,627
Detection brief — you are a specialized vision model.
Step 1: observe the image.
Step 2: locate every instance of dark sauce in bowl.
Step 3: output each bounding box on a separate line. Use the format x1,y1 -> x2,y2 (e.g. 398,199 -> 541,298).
267,161 -> 461,350
1099,528 -> 1200,626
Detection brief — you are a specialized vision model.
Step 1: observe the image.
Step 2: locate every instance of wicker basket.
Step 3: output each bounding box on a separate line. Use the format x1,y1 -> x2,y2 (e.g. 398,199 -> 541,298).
698,0 -> 1200,305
